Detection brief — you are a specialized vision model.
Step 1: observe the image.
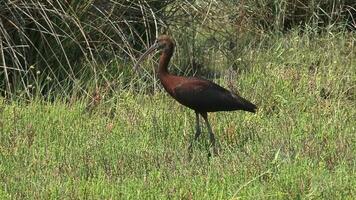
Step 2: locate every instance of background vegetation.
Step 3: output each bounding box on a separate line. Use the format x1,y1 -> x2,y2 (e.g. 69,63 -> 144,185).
0,0 -> 355,199
1,0 -> 355,99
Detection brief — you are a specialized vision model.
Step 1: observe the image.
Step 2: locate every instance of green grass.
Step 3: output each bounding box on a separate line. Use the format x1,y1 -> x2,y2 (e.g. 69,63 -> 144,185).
0,32 -> 355,199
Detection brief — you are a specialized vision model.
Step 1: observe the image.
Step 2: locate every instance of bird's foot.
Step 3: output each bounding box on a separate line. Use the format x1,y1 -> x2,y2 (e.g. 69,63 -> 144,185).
213,145 -> 220,155
208,145 -> 220,158
187,144 -> 193,160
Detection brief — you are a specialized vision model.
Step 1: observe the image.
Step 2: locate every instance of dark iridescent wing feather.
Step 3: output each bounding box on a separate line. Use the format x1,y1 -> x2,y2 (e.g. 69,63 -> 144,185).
172,77 -> 256,113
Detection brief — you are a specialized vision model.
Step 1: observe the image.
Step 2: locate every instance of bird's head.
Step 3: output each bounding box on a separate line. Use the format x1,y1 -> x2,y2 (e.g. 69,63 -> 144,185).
134,35 -> 175,71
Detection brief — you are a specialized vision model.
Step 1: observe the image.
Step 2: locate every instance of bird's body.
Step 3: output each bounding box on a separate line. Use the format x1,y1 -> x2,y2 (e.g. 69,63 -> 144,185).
159,74 -> 256,113
135,35 -> 257,155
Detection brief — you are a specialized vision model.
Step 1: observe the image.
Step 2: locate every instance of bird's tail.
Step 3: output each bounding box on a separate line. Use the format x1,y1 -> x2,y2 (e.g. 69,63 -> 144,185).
241,100 -> 257,113
232,94 -> 257,113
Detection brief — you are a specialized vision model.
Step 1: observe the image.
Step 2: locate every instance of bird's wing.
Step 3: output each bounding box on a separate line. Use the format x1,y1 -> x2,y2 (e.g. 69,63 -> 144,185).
172,77 -> 256,112
172,78 -> 230,109
173,77 -> 228,97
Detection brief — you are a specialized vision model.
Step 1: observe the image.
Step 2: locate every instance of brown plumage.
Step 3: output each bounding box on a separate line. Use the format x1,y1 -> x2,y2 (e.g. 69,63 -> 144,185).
135,35 -> 257,155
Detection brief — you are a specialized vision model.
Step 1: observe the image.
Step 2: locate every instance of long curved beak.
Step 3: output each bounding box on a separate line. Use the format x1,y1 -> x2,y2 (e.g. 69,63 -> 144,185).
134,42 -> 159,71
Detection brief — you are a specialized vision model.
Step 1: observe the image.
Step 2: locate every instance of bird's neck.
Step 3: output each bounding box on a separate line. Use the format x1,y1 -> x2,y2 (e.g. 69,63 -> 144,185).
158,51 -> 173,75
158,51 -> 176,96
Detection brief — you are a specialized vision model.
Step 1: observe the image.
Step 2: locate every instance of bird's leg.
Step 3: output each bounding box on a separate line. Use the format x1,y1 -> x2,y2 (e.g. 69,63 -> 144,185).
193,111 -> 202,140
201,113 -> 219,156
188,111 -> 201,153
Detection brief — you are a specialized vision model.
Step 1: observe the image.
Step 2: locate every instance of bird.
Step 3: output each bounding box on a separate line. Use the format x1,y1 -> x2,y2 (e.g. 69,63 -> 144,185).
134,35 -> 257,155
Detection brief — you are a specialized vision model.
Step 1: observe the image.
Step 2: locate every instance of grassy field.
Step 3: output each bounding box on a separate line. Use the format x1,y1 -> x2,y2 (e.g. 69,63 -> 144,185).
0,32 -> 355,199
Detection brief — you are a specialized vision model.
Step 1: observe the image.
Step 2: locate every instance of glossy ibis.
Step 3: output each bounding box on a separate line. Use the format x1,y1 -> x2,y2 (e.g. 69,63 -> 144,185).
134,35 -> 257,155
